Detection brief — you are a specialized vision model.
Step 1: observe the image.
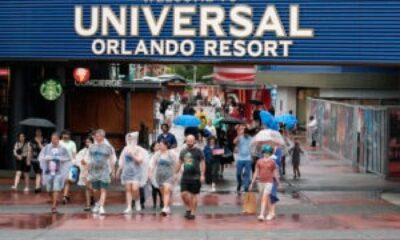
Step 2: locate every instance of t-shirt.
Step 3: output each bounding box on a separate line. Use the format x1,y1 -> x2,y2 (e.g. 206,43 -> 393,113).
237,136 -> 252,161
179,147 -> 204,182
256,158 -> 276,183
60,140 -> 77,159
157,133 -> 177,148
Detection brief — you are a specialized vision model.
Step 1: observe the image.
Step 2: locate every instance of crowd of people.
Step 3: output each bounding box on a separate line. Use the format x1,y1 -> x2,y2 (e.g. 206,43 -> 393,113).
11,96 -> 306,222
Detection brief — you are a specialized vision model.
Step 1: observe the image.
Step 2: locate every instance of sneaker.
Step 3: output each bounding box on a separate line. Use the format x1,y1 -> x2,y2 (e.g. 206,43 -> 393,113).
92,203 -> 100,213
123,208 -> 132,215
184,210 -> 191,218
62,196 -> 70,205
161,207 -> 170,216
34,188 -> 42,194
11,185 -> 17,190
258,215 -> 265,221
266,214 -> 275,221
211,184 -> 216,193
23,187 -> 29,192
98,206 -> 106,215
185,214 -> 195,220
135,200 -> 142,212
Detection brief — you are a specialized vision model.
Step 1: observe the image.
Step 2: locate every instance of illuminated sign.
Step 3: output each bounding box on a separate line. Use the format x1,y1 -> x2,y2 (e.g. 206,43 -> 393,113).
73,68 -> 91,83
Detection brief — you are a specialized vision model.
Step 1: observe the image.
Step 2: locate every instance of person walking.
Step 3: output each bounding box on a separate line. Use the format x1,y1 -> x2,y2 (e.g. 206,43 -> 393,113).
249,144 -> 280,221
233,127 -> 253,193
75,137 -> 94,211
60,130 -> 77,204
30,129 -> 47,193
176,135 -> 206,220
148,142 -> 163,209
38,132 -> 72,213
203,136 -> 222,192
138,122 -> 150,150
149,140 -> 178,216
117,132 -> 148,214
157,124 -> 178,149
87,129 -> 117,215
12,133 -> 31,191
308,116 -> 318,148
289,139 -> 304,179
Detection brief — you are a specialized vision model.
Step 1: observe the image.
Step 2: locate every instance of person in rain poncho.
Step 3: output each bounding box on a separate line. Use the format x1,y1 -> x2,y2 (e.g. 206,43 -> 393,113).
117,132 -> 150,214
148,139 -> 178,216
75,137 -> 94,211
87,129 -> 117,215
39,132 -> 72,213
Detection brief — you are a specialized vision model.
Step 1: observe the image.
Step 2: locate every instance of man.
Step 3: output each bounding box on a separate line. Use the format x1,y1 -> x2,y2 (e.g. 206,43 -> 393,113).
307,116 -> 318,148
233,127 -> 253,193
87,129 -> 117,215
211,95 -> 222,109
39,132 -> 72,213
176,135 -> 205,220
157,124 -> 177,149
60,130 -> 77,204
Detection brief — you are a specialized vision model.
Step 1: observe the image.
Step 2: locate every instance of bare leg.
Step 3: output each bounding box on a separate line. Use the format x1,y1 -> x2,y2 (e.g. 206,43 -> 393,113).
35,174 -> 41,189
132,183 -> 140,201
190,194 -> 198,215
23,172 -> 30,189
85,188 -> 91,207
125,184 -> 132,210
13,171 -> 21,188
52,191 -> 59,209
63,181 -> 70,197
162,186 -> 171,208
260,192 -> 268,217
181,192 -> 191,211
99,189 -> 107,207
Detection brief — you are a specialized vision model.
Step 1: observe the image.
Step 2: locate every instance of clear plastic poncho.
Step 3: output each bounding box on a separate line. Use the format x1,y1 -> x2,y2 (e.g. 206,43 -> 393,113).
38,143 -> 72,189
87,141 -> 117,184
119,132 -> 150,186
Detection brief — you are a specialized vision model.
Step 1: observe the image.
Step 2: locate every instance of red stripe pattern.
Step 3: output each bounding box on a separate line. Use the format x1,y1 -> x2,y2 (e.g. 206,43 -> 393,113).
213,66 -> 256,83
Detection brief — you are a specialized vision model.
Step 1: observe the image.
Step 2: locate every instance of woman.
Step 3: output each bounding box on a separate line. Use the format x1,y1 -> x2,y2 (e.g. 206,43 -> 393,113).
149,142 -> 163,209
117,132 -> 148,214
12,132 -> 31,191
203,136 -> 222,192
30,129 -> 47,193
75,137 -> 94,211
149,140 -> 178,216
39,132 -> 72,213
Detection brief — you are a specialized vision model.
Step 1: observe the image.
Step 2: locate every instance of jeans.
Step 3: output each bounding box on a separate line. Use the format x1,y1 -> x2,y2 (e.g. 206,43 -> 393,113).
236,160 -> 252,192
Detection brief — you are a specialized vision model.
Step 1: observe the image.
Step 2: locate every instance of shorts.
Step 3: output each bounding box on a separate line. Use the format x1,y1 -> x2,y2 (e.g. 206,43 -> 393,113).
31,161 -> 42,174
91,180 -> 110,190
15,160 -> 29,173
257,182 -> 273,195
180,180 -> 201,194
45,175 -> 64,192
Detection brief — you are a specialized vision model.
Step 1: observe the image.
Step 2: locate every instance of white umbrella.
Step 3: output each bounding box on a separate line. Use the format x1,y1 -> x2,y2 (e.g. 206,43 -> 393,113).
252,129 -> 285,146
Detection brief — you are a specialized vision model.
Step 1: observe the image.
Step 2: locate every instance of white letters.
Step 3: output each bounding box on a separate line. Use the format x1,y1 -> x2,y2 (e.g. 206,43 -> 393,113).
289,5 -> 314,37
75,6 -> 99,37
255,5 -> 286,37
230,5 -> 253,38
101,6 -> 127,36
173,6 -> 196,36
200,6 -> 226,37
142,6 -> 170,36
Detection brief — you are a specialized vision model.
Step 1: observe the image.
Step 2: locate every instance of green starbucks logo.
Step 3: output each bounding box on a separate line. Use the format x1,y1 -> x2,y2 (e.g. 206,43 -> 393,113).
40,79 -> 63,101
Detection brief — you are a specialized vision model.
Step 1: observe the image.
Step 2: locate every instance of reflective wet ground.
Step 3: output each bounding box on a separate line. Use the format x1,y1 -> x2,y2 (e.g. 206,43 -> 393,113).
0,138 -> 399,239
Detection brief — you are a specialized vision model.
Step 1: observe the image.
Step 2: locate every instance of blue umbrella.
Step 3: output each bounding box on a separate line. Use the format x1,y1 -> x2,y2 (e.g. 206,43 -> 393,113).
260,111 -> 279,131
173,115 -> 201,127
275,114 -> 298,129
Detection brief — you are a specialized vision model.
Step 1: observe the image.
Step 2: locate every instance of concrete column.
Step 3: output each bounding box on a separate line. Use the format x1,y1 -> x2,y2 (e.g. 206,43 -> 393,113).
7,65 -> 25,169
55,66 -> 66,132
125,90 -> 131,132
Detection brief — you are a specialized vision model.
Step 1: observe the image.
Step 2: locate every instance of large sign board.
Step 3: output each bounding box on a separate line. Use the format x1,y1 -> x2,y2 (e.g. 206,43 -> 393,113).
0,1 -> 399,64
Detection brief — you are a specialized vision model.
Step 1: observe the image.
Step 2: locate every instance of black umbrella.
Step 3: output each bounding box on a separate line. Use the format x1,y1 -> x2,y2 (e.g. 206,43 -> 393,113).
249,99 -> 263,105
220,117 -> 245,125
19,118 -> 56,128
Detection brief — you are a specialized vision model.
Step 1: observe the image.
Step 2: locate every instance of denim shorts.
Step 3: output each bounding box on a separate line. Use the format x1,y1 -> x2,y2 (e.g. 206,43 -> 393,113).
45,175 -> 64,192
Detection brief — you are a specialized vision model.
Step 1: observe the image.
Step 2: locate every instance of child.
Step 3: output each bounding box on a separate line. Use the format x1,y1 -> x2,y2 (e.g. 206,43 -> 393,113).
249,144 -> 280,221
149,142 -> 164,209
75,137 -> 94,211
289,139 -> 304,179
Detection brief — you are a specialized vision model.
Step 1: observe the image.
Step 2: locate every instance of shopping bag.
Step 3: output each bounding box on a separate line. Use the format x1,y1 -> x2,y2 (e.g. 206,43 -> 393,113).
242,192 -> 257,214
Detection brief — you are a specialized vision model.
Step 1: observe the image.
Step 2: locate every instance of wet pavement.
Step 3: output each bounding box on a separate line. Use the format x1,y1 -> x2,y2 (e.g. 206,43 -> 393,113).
0,127 -> 400,239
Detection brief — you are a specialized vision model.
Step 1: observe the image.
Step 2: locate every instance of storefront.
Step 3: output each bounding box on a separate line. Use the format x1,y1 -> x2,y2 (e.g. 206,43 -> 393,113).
1,1 -> 400,170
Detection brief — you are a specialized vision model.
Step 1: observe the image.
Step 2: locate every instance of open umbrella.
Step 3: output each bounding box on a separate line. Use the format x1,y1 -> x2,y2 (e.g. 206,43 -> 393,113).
249,99 -> 263,105
252,129 -> 285,146
173,115 -> 201,127
220,117 -> 245,125
260,111 -> 279,130
19,118 -> 56,128
275,114 -> 298,129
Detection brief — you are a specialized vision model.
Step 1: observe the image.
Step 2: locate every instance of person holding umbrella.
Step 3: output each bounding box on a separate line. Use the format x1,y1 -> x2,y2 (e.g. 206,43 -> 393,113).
38,132 -> 72,213
30,128 -> 47,193
11,132 -> 32,191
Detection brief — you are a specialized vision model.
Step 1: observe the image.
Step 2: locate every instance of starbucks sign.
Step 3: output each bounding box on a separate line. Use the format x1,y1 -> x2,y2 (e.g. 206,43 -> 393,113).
40,79 -> 63,101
